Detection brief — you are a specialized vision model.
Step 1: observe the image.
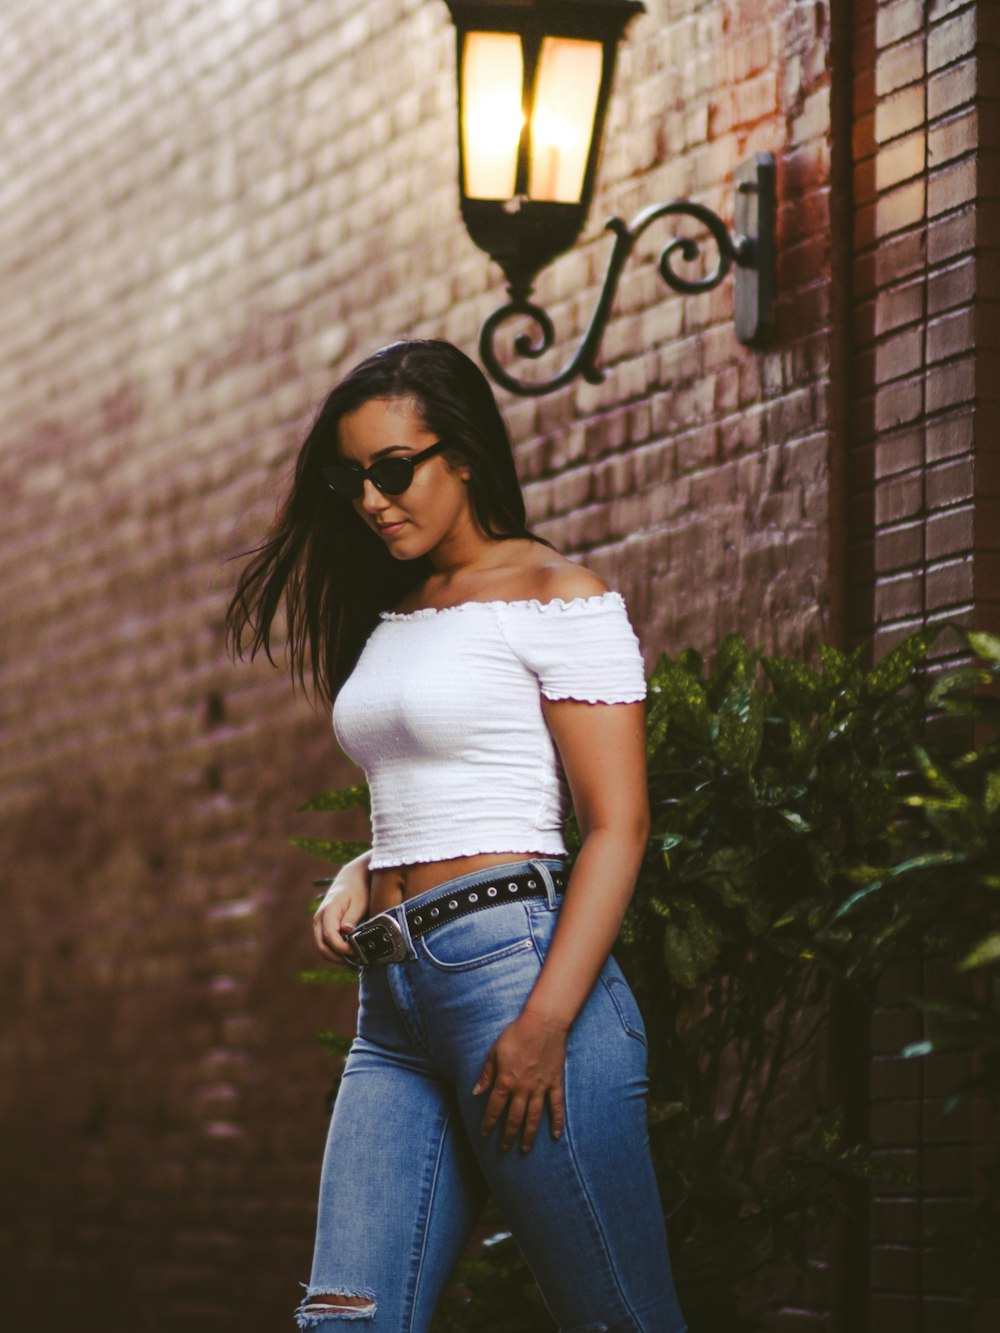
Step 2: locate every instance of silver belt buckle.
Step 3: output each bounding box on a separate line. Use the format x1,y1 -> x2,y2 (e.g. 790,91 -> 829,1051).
347,912 -> 408,965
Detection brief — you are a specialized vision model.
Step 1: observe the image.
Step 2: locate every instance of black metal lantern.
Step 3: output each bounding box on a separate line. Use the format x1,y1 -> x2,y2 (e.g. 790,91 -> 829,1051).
443,0 -> 776,396
444,0 -> 644,303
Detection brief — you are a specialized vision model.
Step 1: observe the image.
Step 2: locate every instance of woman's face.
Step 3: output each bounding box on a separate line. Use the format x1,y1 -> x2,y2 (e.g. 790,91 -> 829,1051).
336,397 -> 476,563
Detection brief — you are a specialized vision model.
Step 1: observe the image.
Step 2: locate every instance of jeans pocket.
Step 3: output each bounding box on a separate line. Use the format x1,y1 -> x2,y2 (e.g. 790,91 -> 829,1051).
418,904 -> 536,973
601,970 -> 648,1046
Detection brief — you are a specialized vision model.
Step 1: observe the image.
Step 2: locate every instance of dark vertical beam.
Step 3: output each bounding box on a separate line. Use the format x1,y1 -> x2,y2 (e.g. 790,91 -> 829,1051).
827,3 -> 872,1332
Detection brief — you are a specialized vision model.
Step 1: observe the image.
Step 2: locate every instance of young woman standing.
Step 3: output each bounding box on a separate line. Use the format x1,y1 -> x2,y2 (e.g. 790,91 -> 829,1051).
228,339 -> 686,1332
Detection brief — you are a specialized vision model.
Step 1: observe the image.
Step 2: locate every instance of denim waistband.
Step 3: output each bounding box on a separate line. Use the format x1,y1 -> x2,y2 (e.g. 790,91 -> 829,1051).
364,858 -> 566,962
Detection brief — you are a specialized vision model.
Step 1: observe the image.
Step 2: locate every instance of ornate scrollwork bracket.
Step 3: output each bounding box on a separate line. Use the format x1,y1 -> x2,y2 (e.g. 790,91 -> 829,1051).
479,152 -> 775,397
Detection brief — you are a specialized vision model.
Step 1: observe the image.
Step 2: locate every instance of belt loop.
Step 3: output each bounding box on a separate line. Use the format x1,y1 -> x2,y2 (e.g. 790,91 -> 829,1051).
389,901 -> 418,958
529,858 -> 560,909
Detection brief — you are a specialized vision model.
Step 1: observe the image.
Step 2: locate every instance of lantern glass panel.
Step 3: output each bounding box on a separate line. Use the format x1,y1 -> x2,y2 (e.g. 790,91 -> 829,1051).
461,31 -> 524,200
528,37 -> 603,204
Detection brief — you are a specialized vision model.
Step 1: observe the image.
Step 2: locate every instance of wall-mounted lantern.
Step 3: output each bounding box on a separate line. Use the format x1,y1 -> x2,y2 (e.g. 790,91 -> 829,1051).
443,0 -> 776,396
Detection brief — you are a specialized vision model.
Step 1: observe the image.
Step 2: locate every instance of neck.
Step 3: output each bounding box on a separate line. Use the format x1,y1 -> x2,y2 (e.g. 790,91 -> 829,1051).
427,523 -> 512,581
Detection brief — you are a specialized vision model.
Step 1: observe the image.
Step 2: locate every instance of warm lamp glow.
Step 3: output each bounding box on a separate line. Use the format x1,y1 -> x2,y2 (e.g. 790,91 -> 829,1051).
443,2 -> 773,394
461,32 -> 524,200
529,38 -> 603,203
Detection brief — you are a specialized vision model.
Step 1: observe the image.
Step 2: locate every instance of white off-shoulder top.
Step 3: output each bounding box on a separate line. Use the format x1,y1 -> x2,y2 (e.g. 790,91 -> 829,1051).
332,591 -> 647,869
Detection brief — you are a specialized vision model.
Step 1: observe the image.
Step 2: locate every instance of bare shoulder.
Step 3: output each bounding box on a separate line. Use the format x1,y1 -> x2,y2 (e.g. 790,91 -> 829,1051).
530,557 -> 610,603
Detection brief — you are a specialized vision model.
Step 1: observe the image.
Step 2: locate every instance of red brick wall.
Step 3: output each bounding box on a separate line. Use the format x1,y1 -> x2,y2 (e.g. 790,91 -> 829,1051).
849,2 -> 999,1330
849,0 -> 991,658
0,1 -> 881,1329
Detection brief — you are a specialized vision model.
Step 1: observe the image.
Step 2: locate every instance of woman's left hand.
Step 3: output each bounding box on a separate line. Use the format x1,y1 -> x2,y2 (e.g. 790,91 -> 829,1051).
473,1009 -> 568,1153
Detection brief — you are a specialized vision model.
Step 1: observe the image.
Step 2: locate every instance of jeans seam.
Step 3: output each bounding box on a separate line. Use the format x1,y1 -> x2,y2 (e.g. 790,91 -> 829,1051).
525,921 -> 643,1327
560,1111 -> 644,1328
418,935 -> 535,973
601,975 -> 649,1048
384,965 -> 430,1052
404,1103 -> 455,1333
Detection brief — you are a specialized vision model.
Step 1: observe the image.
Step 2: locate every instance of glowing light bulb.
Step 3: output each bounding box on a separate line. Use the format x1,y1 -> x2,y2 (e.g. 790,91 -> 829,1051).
462,33 -> 524,200
528,38 -> 603,204
532,107 -> 578,150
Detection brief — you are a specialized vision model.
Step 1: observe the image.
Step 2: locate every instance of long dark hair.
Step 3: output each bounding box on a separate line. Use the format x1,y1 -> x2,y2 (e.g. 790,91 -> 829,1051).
226,338 -> 554,706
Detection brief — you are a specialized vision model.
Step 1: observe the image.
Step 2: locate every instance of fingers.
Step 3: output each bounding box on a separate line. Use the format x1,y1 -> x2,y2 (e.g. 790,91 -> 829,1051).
311,872 -> 370,965
500,1091 -> 529,1151
474,1049 -> 513,1143
472,1048 -> 497,1100
517,1093 -> 549,1157
507,1084 -> 562,1152
475,1065 -> 564,1153
547,1083 -> 565,1141
313,904 -> 357,964
479,1083 -> 509,1141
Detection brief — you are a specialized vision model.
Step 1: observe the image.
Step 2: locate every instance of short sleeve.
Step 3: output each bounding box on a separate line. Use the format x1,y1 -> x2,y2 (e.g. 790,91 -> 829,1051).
497,592 -> 647,703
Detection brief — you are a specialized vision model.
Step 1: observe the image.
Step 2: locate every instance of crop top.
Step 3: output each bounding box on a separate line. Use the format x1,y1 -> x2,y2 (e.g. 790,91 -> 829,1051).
332,591 -> 647,869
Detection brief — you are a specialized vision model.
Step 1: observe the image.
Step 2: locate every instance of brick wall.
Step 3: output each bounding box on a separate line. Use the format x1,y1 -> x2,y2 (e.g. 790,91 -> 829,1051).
0,0 -> 894,1329
848,1 -> 999,1330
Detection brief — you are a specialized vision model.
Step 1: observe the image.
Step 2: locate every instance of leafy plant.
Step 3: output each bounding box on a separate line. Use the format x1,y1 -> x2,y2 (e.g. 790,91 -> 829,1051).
605,628 -> 943,1328
295,625 -> 999,1329
820,629 -> 1000,1304
292,781 -> 372,870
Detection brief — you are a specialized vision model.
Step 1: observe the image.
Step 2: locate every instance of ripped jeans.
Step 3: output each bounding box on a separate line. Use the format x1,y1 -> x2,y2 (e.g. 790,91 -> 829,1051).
297,859 -> 686,1333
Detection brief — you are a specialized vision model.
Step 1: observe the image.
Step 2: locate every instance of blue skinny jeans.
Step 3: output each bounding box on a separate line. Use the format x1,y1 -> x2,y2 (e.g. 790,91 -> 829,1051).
297,858 -> 686,1333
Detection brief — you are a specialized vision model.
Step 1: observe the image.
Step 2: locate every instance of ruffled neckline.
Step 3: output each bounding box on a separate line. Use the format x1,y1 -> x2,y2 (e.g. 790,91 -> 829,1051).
378,590 -> 625,622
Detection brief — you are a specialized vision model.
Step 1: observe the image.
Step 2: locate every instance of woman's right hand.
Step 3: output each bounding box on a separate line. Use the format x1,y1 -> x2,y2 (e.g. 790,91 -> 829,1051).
313,854 -> 371,964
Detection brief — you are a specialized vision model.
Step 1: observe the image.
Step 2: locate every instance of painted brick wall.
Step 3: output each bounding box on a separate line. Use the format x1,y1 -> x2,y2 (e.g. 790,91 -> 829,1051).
1,1 -> 843,1330
849,1 -> 999,1330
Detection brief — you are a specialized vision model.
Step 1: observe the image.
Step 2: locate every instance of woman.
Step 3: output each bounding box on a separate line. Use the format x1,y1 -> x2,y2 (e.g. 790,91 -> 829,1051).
228,339 -> 685,1332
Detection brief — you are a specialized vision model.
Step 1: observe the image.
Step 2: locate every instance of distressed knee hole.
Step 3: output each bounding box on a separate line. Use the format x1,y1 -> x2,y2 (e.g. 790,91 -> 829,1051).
296,1289 -> 377,1325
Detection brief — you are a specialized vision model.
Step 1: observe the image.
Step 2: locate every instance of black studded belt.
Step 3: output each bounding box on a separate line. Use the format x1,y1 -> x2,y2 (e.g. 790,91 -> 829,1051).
345,865 -> 566,966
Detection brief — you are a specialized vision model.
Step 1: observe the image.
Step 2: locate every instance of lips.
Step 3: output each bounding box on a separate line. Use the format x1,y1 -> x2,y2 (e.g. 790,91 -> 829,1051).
376,520 -> 407,537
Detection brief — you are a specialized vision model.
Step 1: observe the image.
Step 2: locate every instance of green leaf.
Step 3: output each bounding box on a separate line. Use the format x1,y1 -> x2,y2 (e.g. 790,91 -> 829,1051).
864,628 -> 937,698
701,845 -> 756,880
959,933 -> 1000,972
761,657 -> 824,712
902,1030 -> 994,1056
909,997 -> 1000,1031
889,850 -> 969,877
290,835 -> 371,863
911,744 -> 966,802
715,686 -> 766,772
663,908 -> 722,988
647,655 -> 713,746
819,642 -> 864,689
677,647 -> 704,678
647,1101 -> 687,1125
317,1029 -> 354,1058
301,778 -> 376,810
968,630 -> 1000,664
713,632 -> 761,686
843,863 -> 892,885
928,666 -> 995,711
298,783 -> 371,812
902,1040 -> 934,1059
787,717 -> 817,763
297,967 -> 361,987
778,809 -> 812,833
830,881 -> 883,920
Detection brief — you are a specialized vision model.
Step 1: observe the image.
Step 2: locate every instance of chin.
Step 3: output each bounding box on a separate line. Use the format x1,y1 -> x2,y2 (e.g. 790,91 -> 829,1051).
385,535 -> 422,561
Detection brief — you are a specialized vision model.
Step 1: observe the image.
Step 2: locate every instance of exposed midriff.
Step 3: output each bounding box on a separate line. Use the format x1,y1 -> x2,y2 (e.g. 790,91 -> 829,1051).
369,850 -> 550,912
